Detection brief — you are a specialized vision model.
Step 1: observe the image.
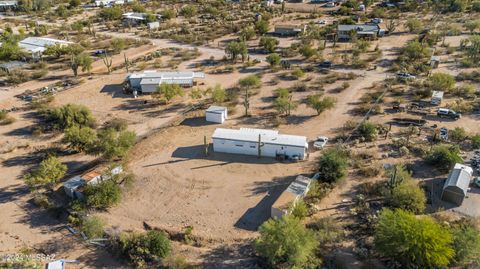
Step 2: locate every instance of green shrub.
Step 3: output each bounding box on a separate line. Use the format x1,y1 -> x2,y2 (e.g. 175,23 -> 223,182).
291,68 -> 305,79
255,215 -> 320,268
317,148 -> 348,183
49,104 -> 95,130
452,221 -> 480,267
84,180 -> 121,210
472,135 -> 480,149
82,216 -> 105,238
450,127 -> 468,142
425,145 -> 463,172
358,121 -> 378,141
290,200 -> 308,219
374,209 -> 454,268
119,230 -> 171,266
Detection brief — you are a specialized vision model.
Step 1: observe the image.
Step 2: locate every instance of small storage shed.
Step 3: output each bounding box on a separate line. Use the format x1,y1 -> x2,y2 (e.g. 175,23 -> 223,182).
431,90 -> 444,105
212,128 -> 308,160
271,175 -> 312,218
63,176 -> 85,199
206,106 -> 228,123
441,163 -> 473,206
430,56 -> 440,68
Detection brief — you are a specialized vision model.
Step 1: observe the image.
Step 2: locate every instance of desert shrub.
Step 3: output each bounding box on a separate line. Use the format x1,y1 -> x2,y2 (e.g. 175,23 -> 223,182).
255,215 -> 320,269
84,180 -> 121,210
358,165 -> 382,178
49,104 -> 95,130
452,221 -> 480,267
118,230 -> 171,267
472,135 -> 480,149
405,18 -> 424,33
374,209 -> 454,268
33,193 -> 53,208
385,177 -> 426,214
425,145 -> 463,171
427,73 -> 456,92
447,99 -> 474,113
290,200 -> 308,219
266,53 -> 281,67
24,155 -> 67,190
291,68 -> 305,79
317,148 -> 348,183
95,128 -> 136,160
306,95 -> 336,115
63,125 -> 97,152
104,118 -> 128,131
306,181 -> 332,203
82,216 -> 105,238
450,127 -> 468,142
358,121 -> 378,141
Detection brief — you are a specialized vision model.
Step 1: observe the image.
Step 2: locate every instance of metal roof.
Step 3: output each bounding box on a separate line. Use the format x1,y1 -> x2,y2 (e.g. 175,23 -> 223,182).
272,175 -> 312,209
212,128 -> 307,148
129,71 -> 205,79
206,105 -> 227,114
443,163 -> 472,195
19,37 -> 72,53
63,176 -> 85,190
337,24 -> 379,32
0,0 -> 17,6
432,91 -> 444,98
122,12 -> 147,20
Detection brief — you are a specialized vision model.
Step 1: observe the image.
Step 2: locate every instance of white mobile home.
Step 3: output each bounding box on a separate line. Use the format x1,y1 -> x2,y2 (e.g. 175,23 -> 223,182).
206,106 -> 228,123
125,71 -> 205,93
337,24 -> 382,40
271,175 -> 312,218
212,128 -> 308,160
274,24 -> 307,36
431,91 -> 444,105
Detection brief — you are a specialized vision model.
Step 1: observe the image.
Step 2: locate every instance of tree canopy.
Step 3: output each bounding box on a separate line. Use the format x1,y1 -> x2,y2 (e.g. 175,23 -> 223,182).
24,155 -> 67,190
374,209 -> 454,268
317,148 -> 348,183
255,216 -> 319,269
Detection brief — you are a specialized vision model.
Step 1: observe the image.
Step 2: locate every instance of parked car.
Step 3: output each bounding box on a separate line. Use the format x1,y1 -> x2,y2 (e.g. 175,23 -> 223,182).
324,1 -> 335,7
396,72 -> 416,79
439,127 -> 448,141
437,108 -> 461,120
319,60 -> 332,68
313,136 -> 328,149
94,49 -> 106,56
316,19 -> 327,25
370,18 -> 383,24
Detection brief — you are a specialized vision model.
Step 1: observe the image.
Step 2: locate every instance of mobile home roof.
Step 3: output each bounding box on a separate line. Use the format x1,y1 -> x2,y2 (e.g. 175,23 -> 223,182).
212,128 -> 307,148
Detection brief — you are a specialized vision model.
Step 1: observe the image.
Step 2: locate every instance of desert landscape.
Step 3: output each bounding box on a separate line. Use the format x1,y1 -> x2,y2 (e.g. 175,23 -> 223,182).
1,0 -> 480,268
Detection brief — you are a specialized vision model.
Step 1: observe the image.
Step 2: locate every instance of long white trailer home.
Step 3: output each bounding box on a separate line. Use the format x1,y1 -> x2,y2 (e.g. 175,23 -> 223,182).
212,128 -> 308,160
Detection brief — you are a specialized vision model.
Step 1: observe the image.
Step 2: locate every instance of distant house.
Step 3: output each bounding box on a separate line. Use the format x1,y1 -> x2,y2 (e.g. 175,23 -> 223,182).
271,175 -> 312,218
125,71 -> 205,93
0,0 -> 17,10
94,0 -> 132,6
212,128 -> 309,160
63,166 -> 123,199
274,24 -> 307,36
147,21 -> 160,30
0,61 -> 26,73
262,0 -> 274,6
206,106 -> 228,123
122,12 -> 147,26
18,36 -> 73,59
336,24 -> 383,40
441,163 -> 473,206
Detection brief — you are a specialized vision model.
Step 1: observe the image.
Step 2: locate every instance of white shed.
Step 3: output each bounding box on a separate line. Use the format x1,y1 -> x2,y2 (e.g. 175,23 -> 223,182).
212,128 -> 308,160
206,106 -> 228,123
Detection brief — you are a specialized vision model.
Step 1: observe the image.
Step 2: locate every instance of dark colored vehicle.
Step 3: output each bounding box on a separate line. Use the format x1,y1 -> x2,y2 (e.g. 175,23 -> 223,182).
319,61 -> 332,68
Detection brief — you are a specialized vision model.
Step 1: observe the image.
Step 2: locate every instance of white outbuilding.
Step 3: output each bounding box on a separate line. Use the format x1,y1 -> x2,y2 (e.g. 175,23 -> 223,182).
212,128 -> 308,160
271,175 -> 312,219
206,106 -> 228,123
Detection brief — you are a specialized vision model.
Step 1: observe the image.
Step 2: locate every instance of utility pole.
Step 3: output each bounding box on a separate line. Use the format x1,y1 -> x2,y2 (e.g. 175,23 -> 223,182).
124,53 -> 130,73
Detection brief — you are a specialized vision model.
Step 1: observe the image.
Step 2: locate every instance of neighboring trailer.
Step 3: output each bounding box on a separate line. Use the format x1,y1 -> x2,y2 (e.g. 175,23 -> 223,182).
212,128 -> 308,160
441,163 -> 473,206
206,106 -> 228,123
271,175 -> 312,218
431,91 -> 444,105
